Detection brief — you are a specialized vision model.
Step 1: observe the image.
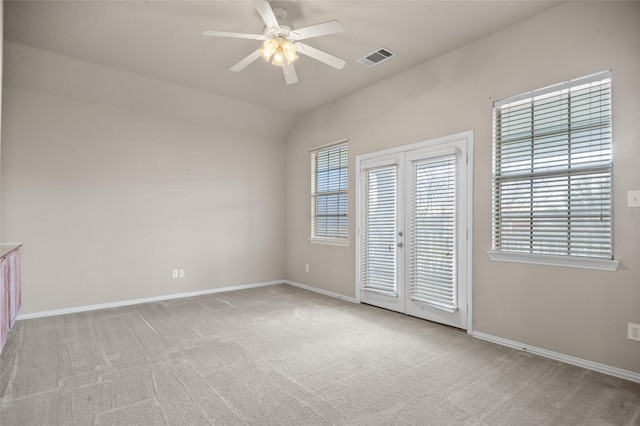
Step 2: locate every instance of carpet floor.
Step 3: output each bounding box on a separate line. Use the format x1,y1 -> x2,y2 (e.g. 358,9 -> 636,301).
1,284 -> 639,425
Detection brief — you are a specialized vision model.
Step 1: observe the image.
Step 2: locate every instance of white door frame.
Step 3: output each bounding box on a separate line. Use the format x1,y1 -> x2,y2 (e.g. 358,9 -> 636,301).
355,131 -> 474,334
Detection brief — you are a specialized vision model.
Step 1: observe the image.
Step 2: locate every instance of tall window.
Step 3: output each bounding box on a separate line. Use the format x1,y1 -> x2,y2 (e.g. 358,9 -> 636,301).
311,142 -> 348,245
490,71 -> 616,269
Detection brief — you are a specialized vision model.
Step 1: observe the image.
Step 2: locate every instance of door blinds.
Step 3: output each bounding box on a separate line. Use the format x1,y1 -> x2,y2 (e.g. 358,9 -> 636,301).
492,71 -> 612,259
362,165 -> 397,296
409,155 -> 458,312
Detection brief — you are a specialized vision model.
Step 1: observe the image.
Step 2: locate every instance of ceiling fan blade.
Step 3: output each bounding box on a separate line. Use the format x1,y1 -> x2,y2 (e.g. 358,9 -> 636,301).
283,60 -> 298,85
230,49 -> 263,72
203,30 -> 266,41
294,43 -> 346,70
252,0 -> 280,31
289,20 -> 343,41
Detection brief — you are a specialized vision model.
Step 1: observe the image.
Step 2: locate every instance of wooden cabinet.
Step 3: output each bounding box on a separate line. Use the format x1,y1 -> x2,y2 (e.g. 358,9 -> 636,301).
0,244 -> 21,353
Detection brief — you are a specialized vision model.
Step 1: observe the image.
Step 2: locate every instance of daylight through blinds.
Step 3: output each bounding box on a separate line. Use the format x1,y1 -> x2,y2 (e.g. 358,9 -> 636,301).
492,71 -> 612,259
312,144 -> 348,239
409,155 -> 457,311
362,165 -> 397,295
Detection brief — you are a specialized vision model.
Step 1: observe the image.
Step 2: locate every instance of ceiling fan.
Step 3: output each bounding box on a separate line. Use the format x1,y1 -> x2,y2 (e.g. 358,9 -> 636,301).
203,0 -> 346,85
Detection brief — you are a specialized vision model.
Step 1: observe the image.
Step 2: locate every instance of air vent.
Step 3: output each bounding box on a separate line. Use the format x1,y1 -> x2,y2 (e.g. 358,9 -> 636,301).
357,47 -> 396,68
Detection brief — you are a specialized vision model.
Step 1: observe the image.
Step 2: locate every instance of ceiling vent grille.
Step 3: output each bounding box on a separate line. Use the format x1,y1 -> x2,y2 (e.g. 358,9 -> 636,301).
357,48 -> 396,68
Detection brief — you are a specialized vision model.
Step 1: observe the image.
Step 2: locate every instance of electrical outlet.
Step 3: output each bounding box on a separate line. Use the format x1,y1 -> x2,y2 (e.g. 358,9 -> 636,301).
628,190 -> 640,208
305,264 -> 310,272
179,269 -> 185,278
171,269 -> 179,279
628,323 -> 640,342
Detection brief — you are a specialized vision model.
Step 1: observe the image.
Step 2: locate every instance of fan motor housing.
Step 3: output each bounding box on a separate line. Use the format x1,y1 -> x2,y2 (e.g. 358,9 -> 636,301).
264,25 -> 292,40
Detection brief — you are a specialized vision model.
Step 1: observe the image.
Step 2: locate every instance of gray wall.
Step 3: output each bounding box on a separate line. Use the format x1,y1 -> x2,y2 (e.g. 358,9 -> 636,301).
284,1 -> 640,373
2,43 -> 292,313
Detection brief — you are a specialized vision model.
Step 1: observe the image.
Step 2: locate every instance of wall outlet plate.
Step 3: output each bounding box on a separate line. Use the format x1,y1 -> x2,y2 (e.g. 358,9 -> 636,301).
628,190 -> 640,208
171,269 -> 179,279
628,323 -> 640,341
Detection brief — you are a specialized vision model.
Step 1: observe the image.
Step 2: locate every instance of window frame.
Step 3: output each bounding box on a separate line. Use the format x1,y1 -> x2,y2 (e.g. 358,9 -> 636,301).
310,140 -> 349,246
488,71 -> 619,271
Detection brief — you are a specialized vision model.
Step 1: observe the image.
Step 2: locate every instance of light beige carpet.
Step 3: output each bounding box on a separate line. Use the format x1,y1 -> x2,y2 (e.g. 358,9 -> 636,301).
1,284 -> 639,425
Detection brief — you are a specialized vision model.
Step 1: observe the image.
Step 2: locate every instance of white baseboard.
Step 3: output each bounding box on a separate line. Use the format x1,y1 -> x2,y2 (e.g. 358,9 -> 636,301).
16,280 -> 284,320
284,280 -> 358,304
473,331 -> 640,384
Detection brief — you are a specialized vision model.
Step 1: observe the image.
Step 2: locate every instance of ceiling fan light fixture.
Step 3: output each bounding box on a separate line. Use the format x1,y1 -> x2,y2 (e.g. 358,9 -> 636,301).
260,37 -> 297,67
282,42 -> 298,63
272,47 -> 285,66
260,39 -> 278,61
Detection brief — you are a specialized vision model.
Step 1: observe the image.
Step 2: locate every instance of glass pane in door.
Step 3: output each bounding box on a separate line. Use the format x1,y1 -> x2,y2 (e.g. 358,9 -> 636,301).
362,165 -> 398,296
409,155 -> 457,312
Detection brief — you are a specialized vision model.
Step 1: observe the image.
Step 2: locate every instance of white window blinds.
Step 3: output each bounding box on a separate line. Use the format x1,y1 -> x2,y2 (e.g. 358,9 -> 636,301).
492,71 -> 612,259
311,143 -> 348,240
362,165 -> 397,295
409,155 -> 457,312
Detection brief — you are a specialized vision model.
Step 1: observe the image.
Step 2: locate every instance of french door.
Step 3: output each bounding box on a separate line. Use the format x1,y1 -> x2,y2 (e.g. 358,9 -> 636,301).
356,133 -> 472,330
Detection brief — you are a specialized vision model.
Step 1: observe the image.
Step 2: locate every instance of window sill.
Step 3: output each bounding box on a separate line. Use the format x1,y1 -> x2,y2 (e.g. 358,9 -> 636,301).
487,251 -> 619,272
309,237 -> 350,247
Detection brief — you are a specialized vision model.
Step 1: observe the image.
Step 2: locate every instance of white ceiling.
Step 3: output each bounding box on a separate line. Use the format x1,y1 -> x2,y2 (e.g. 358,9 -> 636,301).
4,1 -> 563,115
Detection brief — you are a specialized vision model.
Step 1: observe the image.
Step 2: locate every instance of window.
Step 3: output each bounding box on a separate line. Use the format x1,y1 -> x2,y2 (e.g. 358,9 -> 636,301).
489,71 -> 618,271
310,142 -> 348,245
